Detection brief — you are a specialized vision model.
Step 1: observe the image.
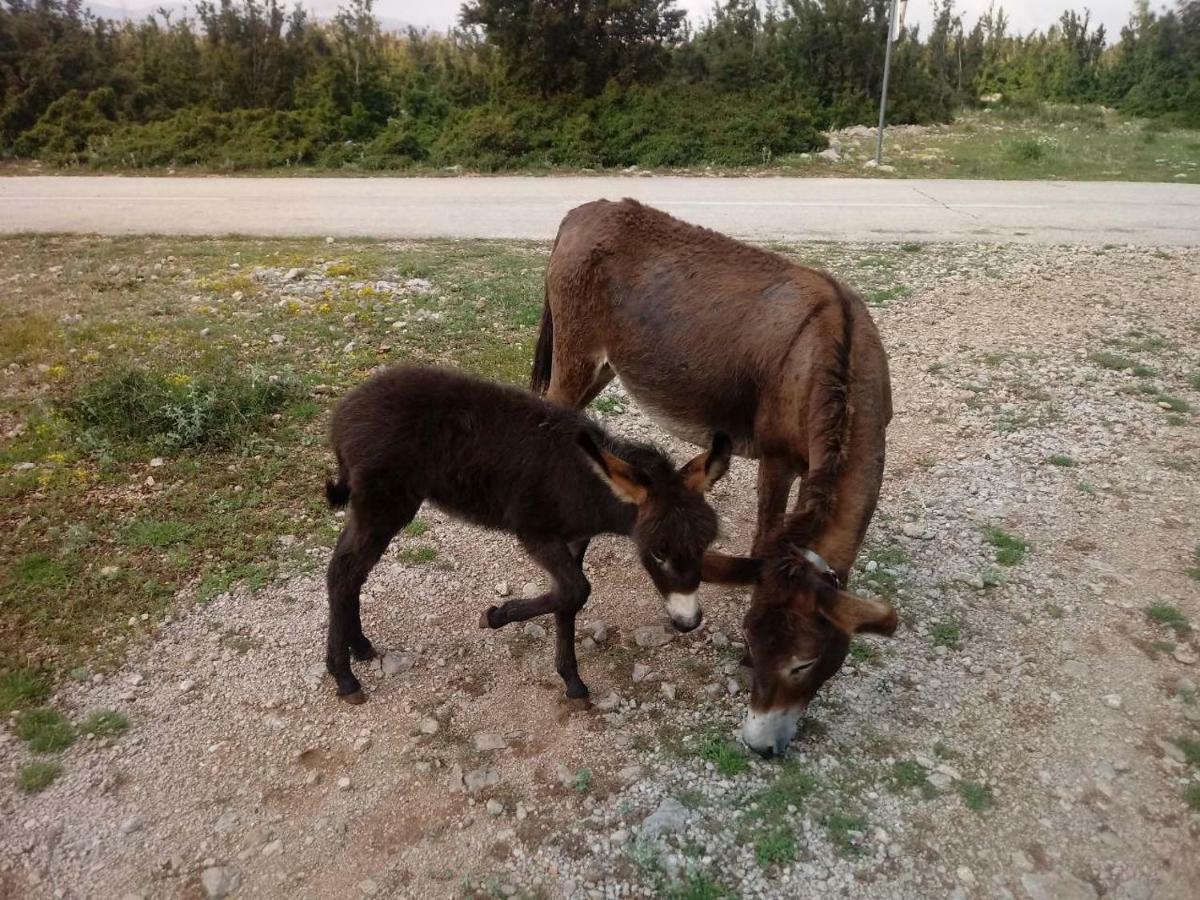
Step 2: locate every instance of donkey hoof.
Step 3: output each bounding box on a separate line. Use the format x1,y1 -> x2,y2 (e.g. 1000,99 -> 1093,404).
339,689 -> 368,705
351,641 -> 377,662
564,680 -> 590,700
480,606 -> 503,629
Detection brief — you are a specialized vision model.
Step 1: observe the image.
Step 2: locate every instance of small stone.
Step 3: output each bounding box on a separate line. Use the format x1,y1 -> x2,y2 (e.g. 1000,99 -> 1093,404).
495,581 -> 510,597
632,663 -> 652,682
269,334 -> 285,344
200,867 -> 239,898
337,777 -> 352,791
928,772 -> 954,790
586,621 -> 608,644
1020,872 -> 1098,900
956,866 -> 975,885
418,717 -> 439,735
353,736 -> 371,753
358,879 -> 380,897
465,768 -> 501,793
1173,646 -> 1197,666
381,652 -> 414,675
523,622 -> 546,639
581,637 -> 597,651
102,566 -> 120,578
618,765 -> 645,783
515,803 -> 528,820
711,631 -> 729,648
261,839 -> 282,857
486,799 -> 504,817
634,625 -> 673,648
1102,694 -> 1122,709
642,798 -> 690,837
725,678 -> 741,696
596,692 -> 621,712
521,581 -> 540,600
283,267 -> 305,282
660,683 -> 676,701
901,521 -> 924,538
473,733 -> 507,752
447,765 -> 465,792
149,457 -> 164,468
1156,738 -> 1187,764
119,817 -> 142,836
127,673 -> 144,687
703,683 -> 722,698
179,679 -> 195,693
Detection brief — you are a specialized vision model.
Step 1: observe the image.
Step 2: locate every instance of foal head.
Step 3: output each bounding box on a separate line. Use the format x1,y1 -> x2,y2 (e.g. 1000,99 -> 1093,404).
704,550 -> 897,757
580,432 -> 732,631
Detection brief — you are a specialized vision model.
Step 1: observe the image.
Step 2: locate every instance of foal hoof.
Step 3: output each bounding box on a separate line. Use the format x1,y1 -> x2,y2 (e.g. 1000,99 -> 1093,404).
339,689 -> 368,705
351,641 -> 377,662
479,606 -> 503,629
564,680 -> 590,700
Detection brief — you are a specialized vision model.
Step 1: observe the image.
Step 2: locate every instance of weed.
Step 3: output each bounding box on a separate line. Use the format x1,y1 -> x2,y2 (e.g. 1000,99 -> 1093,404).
871,545 -> 911,568
16,708 -> 75,753
17,761 -> 62,793
748,761 -> 818,819
1007,137 -> 1050,162
1186,784 -> 1200,811
79,709 -> 129,738
401,519 -> 430,537
932,622 -> 961,650
1191,372 -> 1200,391
981,567 -> 1005,588
1147,603 -> 1192,635
1174,736 -> 1200,768
900,242 -> 923,253
0,668 -> 50,714
122,519 -> 192,548
397,545 -> 437,565
754,827 -> 796,867
626,839 -> 664,877
1076,481 -> 1097,495
698,732 -> 749,776
865,285 -> 911,305
1155,393 -> 1191,413
889,760 -> 932,795
591,395 -> 622,414
573,768 -> 592,792
956,780 -> 994,812
1188,546 -> 1200,582
986,527 -> 1029,566
1048,454 -> 1076,467
1089,351 -> 1153,376
665,871 -> 733,900
1045,604 -> 1065,620
849,641 -> 878,665
823,811 -> 869,855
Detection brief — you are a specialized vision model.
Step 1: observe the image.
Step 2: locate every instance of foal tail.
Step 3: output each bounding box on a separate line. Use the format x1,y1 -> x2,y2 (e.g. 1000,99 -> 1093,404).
325,456 -> 351,509
530,283 -> 554,394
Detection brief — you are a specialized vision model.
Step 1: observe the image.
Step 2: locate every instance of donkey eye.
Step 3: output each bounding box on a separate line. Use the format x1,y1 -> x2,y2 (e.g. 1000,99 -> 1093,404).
788,660 -> 817,677
651,551 -> 667,566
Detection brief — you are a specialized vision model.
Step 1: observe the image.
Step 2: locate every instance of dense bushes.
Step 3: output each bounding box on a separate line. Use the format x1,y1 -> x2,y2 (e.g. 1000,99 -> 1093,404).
2,0 -> 1198,171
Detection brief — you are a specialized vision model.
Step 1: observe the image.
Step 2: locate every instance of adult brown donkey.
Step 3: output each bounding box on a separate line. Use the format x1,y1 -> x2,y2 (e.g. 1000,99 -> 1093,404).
531,199 -> 898,757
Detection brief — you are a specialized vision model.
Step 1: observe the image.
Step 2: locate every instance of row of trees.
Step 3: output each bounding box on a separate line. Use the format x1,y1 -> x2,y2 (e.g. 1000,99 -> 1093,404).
0,0 -> 1197,170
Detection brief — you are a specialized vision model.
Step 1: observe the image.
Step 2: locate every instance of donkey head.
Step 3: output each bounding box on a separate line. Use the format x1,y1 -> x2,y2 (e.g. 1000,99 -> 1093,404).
579,431 -> 732,631
703,551 -> 897,757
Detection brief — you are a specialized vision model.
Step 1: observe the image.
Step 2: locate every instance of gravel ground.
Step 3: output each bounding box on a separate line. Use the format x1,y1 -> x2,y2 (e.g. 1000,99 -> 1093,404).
2,242 -> 1199,899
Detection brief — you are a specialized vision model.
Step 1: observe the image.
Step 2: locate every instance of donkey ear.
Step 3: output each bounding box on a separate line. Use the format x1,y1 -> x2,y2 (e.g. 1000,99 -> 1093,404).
701,551 -> 763,585
681,432 -> 733,493
577,431 -> 649,505
818,589 -> 898,636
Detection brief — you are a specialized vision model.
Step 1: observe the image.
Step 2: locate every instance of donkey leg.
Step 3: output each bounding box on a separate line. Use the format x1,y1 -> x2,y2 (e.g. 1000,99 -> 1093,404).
325,501 -> 415,703
752,456 -> 796,555
546,355 -> 614,410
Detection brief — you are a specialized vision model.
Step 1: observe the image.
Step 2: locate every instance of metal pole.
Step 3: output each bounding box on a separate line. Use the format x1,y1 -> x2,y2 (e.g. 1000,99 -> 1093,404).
875,0 -> 901,166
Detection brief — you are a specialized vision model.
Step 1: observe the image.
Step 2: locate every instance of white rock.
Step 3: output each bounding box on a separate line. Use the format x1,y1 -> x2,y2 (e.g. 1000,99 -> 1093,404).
1102,693 -> 1123,709
596,692 -> 621,712
358,879 -> 380,897
523,622 -> 546,638
1020,872 -> 1098,900
465,768 -> 501,793
632,663 -> 652,682
486,799 -> 504,817
418,717 -> 439,735
642,798 -> 690,837
381,652 -> 414,675
149,457 -> 164,467
200,867 -> 239,898
337,777 -> 352,791
473,733 -> 507,752
634,625 -> 674,648
521,581 -> 540,600
494,581 -> 510,597
660,683 -> 676,701
261,839 -> 282,857
119,817 -> 142,835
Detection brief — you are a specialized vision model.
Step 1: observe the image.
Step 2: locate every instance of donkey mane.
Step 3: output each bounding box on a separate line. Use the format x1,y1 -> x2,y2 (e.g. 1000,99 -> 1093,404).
763,273 -> 855,574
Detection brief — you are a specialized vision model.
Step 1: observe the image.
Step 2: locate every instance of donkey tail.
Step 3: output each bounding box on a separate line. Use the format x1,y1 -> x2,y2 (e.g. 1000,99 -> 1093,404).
530,282 -> 554,394
325,457 -> 351,509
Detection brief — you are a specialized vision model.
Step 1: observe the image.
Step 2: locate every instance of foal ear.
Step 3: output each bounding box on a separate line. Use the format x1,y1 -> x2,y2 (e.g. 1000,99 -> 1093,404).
701,551 -> 763,585
818,589 -> 898,636
681,432 -> 733,493
577,431 -> 649,505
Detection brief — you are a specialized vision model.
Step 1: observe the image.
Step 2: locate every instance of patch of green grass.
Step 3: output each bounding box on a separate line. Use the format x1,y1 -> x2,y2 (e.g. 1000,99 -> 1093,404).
1186,783 -> 1200,811
1089,351 -> 1153,376
900,242 -> 923,253
698,732 -> 749,777
888,760 -> 933,796
1048,454 -> 1076,467
1173,736 -> 1200,768
590,395 -> 622,414
1045,603 -> 1065,620
0,668 -> 50,714
871,545 -> 910,568
1076,481 -> 1097,495
122,519 -> 192,548
16,761 -> 63,793
1007,136 -> 1050,162
986,527 -> 1029,566
573,768 -> 592,793
849,641 -> 878,665
401,518 -> 430,537
823,811 -> 869,856
956,780 -> 994,812
79,709 -> 129,738
865,285 -> 911,305
926,362 -> 946,374
981,567 -> 1005,588
1155,393 -> 1191,413
1147,603 -> 1192,635
754,827 -> 796,867
665,871 -> 734,900
73,368 -> 305,451
931,622 -> 961,650
1190,372 -> 1200,391
1188,546 -> 1200,582
9,553 -> 72,592
397,545 -> 437,565
748,761 -> 818,820
16,708 -> 75,753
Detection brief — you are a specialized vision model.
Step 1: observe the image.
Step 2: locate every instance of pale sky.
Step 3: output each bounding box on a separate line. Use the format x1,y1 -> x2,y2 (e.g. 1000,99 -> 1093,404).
359,0 -> 1146,41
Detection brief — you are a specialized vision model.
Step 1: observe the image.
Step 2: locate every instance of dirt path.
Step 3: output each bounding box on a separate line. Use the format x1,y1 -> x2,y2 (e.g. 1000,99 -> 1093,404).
2,243 -> 1198,900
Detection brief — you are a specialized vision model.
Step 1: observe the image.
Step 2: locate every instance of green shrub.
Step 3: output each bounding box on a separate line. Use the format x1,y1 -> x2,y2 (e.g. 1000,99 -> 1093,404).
72,369 -> 304,451
17,761 -> 62,793
16,708 -> 75,753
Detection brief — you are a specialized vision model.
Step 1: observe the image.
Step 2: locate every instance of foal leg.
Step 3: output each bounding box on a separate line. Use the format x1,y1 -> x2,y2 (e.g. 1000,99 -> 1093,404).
752,456 -> 796,556
325,498 -> 416,703
481,540 -> 591,699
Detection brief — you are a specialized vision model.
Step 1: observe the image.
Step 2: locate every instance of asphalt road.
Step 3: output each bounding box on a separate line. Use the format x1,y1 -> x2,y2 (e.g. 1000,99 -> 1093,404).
1,175 -> 1197,245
